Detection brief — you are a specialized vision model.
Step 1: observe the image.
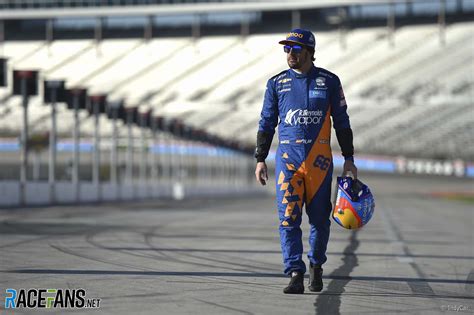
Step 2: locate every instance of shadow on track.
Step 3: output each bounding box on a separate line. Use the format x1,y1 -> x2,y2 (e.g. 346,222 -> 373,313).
314,230 -> 359,315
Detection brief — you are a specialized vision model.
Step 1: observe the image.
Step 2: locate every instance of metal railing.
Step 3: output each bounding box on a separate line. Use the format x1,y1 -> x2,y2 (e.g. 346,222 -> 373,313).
0,0 -> 234,10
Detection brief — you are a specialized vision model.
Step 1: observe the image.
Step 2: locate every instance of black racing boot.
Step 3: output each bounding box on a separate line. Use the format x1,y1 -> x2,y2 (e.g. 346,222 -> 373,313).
283,271 -> 304,294
308,263 -> 323,292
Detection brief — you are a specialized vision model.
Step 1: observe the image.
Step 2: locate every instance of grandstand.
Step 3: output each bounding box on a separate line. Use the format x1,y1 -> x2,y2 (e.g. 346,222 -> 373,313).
1,22 -> 472,157
0,0 -> 473,205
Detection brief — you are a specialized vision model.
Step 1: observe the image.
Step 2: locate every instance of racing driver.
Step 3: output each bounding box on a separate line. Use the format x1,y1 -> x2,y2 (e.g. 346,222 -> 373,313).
254,28 -> 358,294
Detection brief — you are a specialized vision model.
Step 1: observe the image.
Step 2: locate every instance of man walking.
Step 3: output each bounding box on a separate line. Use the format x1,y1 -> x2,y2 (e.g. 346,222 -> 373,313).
254,29 -> 357,294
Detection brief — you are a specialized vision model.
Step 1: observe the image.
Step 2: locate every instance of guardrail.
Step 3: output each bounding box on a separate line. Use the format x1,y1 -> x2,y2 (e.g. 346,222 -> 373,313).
0,0 -> 227,9
0,143 -> 259,207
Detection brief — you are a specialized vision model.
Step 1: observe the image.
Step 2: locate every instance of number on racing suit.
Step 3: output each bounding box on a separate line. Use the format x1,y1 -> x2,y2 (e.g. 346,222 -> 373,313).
313,155 -> 330,171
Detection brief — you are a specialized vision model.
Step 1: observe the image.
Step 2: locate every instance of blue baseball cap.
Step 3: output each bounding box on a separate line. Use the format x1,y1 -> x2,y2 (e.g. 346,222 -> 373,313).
279,28 -> 316,49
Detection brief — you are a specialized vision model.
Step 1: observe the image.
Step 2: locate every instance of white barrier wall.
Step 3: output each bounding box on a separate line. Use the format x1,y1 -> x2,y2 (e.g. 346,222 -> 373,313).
0,180 -> 261,207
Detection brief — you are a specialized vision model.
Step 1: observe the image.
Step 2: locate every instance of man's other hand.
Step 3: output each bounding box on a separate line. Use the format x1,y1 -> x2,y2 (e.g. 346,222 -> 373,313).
255,162 -> 268,185
342,160 -> 358,179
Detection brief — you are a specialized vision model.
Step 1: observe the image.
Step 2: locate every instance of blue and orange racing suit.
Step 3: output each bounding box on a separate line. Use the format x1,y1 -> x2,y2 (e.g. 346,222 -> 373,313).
255,65 -> 354,275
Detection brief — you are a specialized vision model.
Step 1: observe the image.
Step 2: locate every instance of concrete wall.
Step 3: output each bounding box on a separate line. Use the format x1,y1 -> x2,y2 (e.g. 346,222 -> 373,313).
0,180 -> 261,207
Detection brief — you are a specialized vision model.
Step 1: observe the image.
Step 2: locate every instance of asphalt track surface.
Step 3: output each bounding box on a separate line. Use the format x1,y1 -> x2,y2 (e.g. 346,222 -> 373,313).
0,174 -> 473,315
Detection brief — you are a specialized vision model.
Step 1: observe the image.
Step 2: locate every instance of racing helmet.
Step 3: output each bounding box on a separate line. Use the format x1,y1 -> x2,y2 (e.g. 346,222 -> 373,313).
332,176 -> 375,229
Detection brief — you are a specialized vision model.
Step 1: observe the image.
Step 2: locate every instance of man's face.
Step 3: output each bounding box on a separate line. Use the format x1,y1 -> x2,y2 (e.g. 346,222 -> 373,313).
284,44 -> 310,69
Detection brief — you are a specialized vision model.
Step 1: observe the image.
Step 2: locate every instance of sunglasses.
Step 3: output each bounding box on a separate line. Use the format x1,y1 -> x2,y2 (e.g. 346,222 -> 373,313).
283,45 -> 303,54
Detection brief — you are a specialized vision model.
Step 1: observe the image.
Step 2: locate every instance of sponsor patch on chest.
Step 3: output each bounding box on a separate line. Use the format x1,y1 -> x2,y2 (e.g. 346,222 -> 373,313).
315,77 -> 326,88
309,90 -> 326,99
284,109 -> 323,126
